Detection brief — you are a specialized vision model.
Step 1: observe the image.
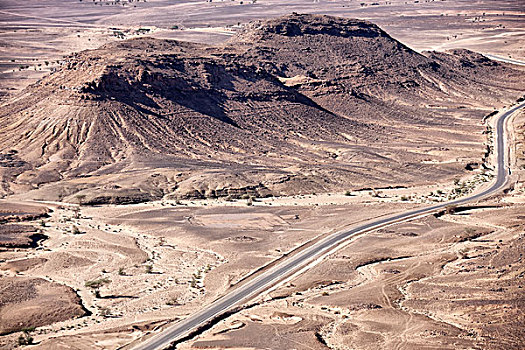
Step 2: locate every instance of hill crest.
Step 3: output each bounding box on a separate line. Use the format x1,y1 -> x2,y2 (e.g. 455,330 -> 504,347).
0,14 -> 523,203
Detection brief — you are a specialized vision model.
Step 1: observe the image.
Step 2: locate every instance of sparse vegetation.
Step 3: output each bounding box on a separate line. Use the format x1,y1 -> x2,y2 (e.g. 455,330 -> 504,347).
445,205 -> 457,215
166,297 -> 179,306
71,225 -> 82,234
371,189 -> 381,198
17,331 -> 34,346
75,194 -> 86,205
85,277 -> 110,289
99,307 -> 111,317
73,208 -> 81,219
190,276 -> 197,288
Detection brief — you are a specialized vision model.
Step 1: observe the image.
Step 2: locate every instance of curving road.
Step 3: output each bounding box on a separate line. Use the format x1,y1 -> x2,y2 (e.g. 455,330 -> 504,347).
482,53 -> 525,66
133,101 -> 525,350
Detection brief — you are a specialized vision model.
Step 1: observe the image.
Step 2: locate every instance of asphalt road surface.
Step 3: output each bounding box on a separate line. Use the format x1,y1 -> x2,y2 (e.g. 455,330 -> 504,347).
482,54 -> 525,66
133,101 -> 525,350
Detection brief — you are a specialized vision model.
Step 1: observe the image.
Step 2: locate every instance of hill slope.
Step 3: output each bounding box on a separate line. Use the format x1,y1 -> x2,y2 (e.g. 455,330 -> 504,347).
0,14 -> 523,203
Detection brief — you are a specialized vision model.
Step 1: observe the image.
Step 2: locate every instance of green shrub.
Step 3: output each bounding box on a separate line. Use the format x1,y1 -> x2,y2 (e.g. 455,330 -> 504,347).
85,278 -> 110,289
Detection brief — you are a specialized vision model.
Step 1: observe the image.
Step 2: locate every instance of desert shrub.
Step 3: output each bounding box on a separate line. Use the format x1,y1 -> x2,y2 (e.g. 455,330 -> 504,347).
99,307 -> 111,317
445,205 -> 457,215
17,328 -> 34,346
85,278 -> 110,289
75,194 -> 86,205
18,333 -> 33,346
166,297 -> 179,306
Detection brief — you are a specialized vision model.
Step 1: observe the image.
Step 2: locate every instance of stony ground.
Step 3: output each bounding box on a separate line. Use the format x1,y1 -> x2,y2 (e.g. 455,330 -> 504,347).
1,14 -> 524,205
0,2 -> 524,349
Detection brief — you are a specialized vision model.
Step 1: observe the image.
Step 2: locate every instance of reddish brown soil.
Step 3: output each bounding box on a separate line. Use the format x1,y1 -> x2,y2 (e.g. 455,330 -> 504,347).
0,202 -> 49,223
0,224 -> 42,248
0,277 -> 86,335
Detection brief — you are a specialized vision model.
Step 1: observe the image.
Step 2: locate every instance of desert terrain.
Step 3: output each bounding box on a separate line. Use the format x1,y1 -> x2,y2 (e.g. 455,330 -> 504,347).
0,1 -> 524,350
1,0 -> 524,101
173,108 -> 525,350
1,13 -> 524,203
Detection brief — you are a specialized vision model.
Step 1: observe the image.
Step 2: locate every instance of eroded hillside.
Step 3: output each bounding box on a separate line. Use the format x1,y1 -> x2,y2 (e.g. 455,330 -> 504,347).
1,14 -> 523,204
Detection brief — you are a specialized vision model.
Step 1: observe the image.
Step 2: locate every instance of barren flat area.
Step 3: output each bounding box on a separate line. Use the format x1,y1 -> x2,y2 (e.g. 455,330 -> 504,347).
0,1 -> 524,349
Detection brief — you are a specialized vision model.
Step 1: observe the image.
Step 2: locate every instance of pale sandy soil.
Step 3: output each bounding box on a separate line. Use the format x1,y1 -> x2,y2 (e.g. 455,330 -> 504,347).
178,202 -> 524,350
0,105 -> 521,348
174,110 -> 525,350
0,1 -> 523,348
0,194 -> 418,348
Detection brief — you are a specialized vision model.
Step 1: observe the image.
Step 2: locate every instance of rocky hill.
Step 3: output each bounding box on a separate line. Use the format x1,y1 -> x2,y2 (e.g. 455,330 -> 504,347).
0,14 -> 523,203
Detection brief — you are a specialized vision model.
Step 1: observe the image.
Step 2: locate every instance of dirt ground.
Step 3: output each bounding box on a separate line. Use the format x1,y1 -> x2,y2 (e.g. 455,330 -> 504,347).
0,107 -> 521,348
0,1 -> 524,349
173,110 -> 525,350
178,202 -> 524,350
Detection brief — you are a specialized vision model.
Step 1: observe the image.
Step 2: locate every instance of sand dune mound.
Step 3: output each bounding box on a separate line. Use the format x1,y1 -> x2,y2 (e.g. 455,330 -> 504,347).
0,14 -> 523,202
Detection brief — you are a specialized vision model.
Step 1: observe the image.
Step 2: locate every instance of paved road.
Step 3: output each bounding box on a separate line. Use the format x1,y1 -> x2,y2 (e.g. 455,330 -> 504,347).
482,54 -> 525,66
133,101 -> 525,350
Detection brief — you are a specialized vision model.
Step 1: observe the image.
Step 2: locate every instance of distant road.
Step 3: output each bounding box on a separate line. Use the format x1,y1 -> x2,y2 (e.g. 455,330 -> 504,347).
133,101 -> 525,350
482,54 -> 525,66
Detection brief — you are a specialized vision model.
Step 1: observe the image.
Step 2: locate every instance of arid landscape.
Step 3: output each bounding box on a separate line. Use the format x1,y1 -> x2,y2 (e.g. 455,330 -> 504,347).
0,1 -> 524,349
